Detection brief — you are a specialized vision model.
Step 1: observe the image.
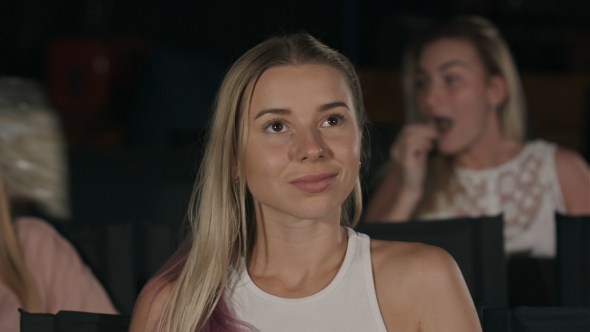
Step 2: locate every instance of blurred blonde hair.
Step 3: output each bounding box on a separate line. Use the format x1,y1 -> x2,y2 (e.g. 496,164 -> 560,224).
0,168 -> 40,311
0,78 -> 70,220
150,33 -> 367,331
401,15 -> 527,215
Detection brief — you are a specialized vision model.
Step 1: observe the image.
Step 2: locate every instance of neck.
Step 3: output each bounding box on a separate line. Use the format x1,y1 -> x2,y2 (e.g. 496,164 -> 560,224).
247,203 -> 347,296
454,113 -> 523,170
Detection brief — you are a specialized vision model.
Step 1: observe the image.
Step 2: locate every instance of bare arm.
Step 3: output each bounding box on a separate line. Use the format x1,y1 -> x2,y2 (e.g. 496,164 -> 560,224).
416,248 -> 481,332
364,124 -> 437,223
555,148 -> 590,215
372,241 -> 481,332
129,279 -> 173,332
363,163 -> 423,222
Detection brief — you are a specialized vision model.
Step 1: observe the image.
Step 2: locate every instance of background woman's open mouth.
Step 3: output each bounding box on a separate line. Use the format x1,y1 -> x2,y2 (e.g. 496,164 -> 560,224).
434,117 -> 453,133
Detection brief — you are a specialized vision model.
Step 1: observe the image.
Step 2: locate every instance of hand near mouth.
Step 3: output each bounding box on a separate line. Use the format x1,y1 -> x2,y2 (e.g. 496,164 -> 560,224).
389,123 -> 438,193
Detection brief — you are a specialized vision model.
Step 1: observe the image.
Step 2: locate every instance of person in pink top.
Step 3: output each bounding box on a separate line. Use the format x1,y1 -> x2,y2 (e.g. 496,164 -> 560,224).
0,169 -> 116,332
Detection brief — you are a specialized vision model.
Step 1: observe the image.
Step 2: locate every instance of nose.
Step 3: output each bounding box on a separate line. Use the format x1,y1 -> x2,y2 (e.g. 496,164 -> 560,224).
421,83 -> 441,114
292,128 -> 327,162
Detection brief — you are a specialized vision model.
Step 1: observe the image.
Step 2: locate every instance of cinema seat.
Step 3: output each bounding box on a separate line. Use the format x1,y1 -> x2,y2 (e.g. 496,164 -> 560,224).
357,215 -> 506,307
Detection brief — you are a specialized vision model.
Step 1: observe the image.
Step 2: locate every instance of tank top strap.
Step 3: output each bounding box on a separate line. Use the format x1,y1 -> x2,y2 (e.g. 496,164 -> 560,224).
347,228 -> 388,332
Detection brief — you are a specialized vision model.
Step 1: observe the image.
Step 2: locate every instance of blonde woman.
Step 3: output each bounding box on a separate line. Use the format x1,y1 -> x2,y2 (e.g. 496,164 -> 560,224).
130,33 -> 481,332
0,168 -> 115,331
364,16 -> 590,258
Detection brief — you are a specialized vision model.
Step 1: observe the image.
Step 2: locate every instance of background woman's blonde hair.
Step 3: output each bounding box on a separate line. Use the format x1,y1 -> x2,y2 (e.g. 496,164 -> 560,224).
144,32 -> 367,331
401,15 -> 527,215
0,168 -> 40,312
0,79 -> 70,221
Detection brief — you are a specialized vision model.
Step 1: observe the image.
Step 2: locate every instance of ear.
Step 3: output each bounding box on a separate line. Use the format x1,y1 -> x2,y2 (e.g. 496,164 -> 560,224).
487,74 -> 508,108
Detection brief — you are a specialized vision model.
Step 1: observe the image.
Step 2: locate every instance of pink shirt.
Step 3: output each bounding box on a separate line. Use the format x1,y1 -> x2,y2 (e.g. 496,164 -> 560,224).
0,217 -> 116,331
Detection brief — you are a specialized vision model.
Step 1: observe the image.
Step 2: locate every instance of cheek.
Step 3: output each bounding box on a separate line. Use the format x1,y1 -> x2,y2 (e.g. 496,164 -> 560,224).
245,144 -> 285,179
454,88 -> 489,126
330,134 -> 361,170
245,153 -> 275,204
416,94 -> 430,118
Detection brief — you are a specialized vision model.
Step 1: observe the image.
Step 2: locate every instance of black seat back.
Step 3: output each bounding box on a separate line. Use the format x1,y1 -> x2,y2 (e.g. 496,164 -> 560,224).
481,306 -> 590,332
356,215 -> 506,307
556,213 -> 590,306
53,221 -> 137,314
19,309 -> 130,332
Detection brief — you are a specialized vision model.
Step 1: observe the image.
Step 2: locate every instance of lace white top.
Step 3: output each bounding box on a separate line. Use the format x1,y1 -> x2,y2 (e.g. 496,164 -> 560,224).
226,228 -> 387,332
419,140 -> 566,257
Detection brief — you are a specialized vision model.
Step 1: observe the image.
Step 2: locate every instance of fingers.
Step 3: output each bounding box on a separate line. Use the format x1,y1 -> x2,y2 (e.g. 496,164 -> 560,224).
403,123 -> 439,140
387,124 -> 436,191
390,124 -> 438,162
392,124 -> 434,171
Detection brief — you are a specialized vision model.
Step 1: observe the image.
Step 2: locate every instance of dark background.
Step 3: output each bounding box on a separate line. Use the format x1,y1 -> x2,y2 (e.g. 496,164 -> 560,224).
3,0 -> 590,78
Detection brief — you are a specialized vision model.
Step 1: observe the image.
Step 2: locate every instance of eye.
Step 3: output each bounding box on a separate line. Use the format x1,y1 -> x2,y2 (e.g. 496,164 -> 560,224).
445,75 -> 460,85
264,120 -> 288,133
322,114 -> 346,127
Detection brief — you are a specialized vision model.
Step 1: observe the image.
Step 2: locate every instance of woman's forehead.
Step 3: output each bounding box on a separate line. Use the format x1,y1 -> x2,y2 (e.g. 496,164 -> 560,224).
419,38 -> 482,69
248,64 -> 354,114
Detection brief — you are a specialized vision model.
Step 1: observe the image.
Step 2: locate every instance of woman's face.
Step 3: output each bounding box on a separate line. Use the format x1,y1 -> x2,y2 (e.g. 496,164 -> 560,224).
415,38 -> 505,155
244,64 -> 361,223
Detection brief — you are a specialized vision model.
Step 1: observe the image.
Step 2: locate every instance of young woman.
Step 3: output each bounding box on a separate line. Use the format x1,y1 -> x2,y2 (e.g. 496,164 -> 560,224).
364,16 -> 590,258
130,33 -> 481,331
0,168 -> 116,331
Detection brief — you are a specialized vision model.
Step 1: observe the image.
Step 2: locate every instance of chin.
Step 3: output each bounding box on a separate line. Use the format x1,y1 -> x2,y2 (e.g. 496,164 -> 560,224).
436,136 -> 471,156
287,198 -> 344,220
437,147 -> 459,156
436,143 -> 459,156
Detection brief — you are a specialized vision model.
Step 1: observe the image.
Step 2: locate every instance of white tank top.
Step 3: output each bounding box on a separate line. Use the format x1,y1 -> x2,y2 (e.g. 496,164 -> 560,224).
226,228 -> 388,332
419,140 -> 566,257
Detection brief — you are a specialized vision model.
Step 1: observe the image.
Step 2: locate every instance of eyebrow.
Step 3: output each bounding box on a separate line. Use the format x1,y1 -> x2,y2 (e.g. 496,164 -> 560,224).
254,108 -> 290,119
438,60 -> 469,71
320,101 -> 350,112
254,101 -> 350,120
416,60 -> 470,76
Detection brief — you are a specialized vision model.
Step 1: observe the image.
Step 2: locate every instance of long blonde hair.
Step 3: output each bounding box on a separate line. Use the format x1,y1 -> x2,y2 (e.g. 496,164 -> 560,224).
0,168 -> 40,311
401,16 -> 527,215
149,33 -> 367,331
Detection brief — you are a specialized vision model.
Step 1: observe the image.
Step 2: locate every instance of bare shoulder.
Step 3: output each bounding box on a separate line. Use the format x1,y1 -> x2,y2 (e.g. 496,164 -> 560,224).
371,238 -> 454,269
555,147 -> 590,214
370,239 -> 462,296
13,217 -> 59,241
555,147 -> 589,174
371,239 -> 481,332
129,278 -> 174,332
13,217 -> 79,263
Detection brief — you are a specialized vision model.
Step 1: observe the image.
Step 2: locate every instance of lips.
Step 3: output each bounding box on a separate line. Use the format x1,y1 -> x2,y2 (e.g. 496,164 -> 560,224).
289,173 -> 338,193
434,117 -> 453,134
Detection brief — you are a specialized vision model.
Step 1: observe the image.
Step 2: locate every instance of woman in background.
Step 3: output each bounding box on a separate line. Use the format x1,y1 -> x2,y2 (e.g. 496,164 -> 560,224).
364,16 -> 590,258
130,33 -> 480,332
0,168 -> 116,331
0,79 -> 116,331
